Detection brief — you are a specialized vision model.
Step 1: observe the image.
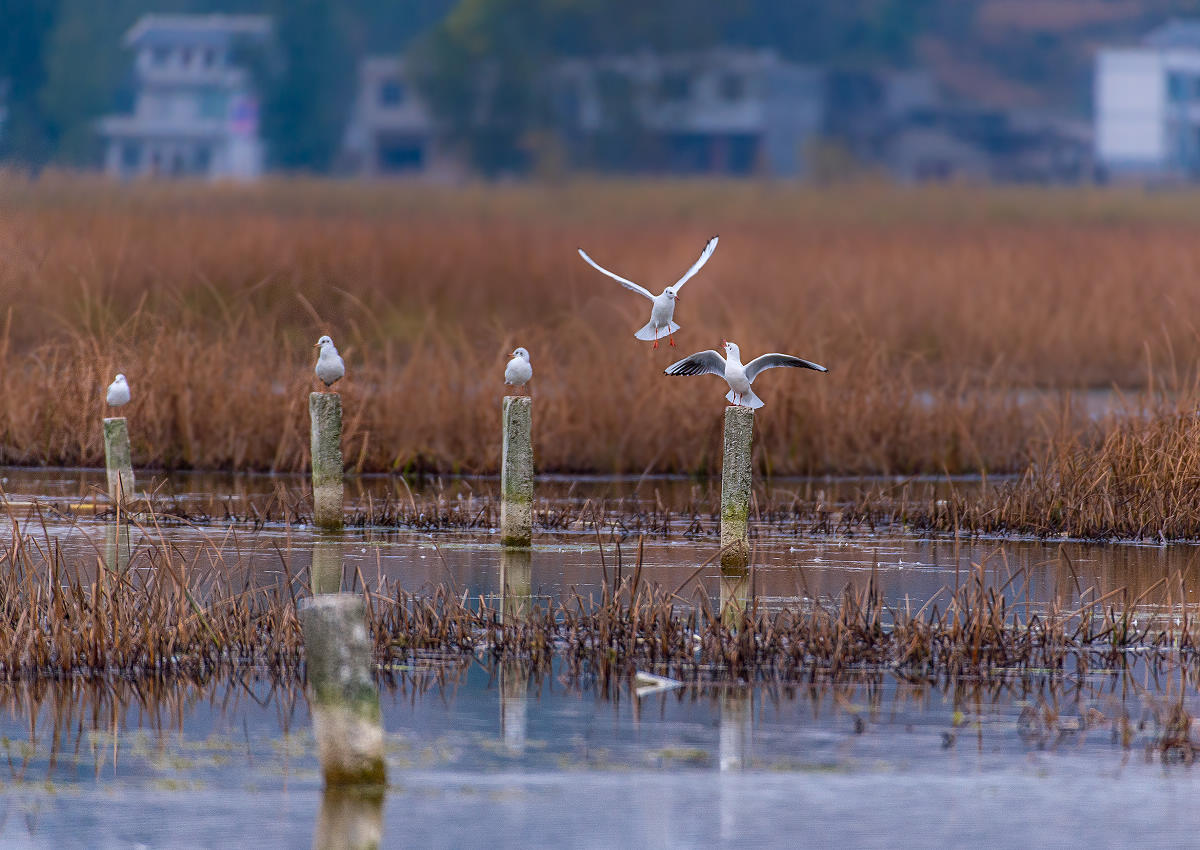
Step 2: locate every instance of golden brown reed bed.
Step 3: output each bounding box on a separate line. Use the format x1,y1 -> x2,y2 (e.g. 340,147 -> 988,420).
2,175 -> 1199,476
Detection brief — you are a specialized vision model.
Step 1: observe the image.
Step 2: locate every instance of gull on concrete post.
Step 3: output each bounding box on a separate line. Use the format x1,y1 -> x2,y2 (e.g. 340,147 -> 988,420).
106,374 -> 131,407
314,335 -> 345,388
578,235 -> 718,349
504,347 -> 532,393
664,341 -> 827,409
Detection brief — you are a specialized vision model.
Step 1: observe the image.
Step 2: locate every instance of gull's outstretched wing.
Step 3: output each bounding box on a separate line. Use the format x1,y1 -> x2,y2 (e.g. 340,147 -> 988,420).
664,350 -> 726,378
578,249 -> 655,300
673,235 -> 719,290
744,353 -> 827,383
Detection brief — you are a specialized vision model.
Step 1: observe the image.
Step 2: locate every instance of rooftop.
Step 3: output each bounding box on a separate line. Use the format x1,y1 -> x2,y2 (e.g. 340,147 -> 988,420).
1143,18 -> 1200,50
124,14 -> 271,48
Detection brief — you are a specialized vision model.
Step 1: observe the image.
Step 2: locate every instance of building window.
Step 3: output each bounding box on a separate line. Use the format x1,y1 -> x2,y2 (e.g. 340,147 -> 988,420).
660,72 -> 691,101
195,146 -> 212,173
202,48 -> 217,69
719,73 -> 745,101
181,47 -> 193,67
379,78 -> 406,107
152,46 -> 171,67
197,89 -> 229,120
121,143 -> 141,170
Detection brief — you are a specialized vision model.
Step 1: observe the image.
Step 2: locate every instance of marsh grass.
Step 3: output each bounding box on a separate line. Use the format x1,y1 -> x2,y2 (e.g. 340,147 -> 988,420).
3,176 -> 1200,476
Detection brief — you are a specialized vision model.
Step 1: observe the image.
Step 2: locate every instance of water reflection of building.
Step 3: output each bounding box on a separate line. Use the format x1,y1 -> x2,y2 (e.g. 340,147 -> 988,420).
1096,19 -> 1200,179
98,14 -> 270,181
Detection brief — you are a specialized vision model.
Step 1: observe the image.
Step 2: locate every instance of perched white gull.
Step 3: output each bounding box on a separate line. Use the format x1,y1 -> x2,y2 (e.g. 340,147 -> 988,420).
505,347 -> 532,391
664,341 -> 826,409
578,235 -> 718,348
106,374 -> 131,407
314,335 -> 345,387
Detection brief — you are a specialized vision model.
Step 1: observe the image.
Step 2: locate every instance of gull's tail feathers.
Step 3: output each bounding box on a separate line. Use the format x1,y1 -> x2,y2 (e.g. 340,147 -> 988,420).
635,320 -> 681,342
726,388 -> 765,409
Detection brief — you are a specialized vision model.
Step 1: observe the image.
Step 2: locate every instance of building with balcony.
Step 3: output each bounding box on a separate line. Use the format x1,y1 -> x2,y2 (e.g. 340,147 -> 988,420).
1095,19 -> 1200,178
340,56 -> 457,178
98,14 -> 270,180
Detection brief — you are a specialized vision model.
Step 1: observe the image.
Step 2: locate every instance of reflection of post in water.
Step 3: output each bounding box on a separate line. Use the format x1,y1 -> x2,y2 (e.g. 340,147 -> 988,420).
500,546 -> 533,622
310,535 -> 346,595
719,687 -> 752,771
300,591 -> 386,810
103,521 -> 131,573
315,787 -> 384,850
498,547 -> 532,754
720,568 -> 750,629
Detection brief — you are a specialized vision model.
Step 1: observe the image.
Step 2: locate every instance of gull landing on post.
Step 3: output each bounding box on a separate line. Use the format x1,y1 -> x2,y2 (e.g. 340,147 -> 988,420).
578,235 -> 718,349
313,335 -> 345,388
664,341 -> 827,409
504,347 -> 532,393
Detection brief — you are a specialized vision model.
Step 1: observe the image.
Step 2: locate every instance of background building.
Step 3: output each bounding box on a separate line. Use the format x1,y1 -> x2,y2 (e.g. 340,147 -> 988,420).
98,14 -> 270,181
1095,19 -> 1200,179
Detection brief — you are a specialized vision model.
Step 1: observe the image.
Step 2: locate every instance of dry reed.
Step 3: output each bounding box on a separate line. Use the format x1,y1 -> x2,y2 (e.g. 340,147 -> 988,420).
3,175 -> 1198,476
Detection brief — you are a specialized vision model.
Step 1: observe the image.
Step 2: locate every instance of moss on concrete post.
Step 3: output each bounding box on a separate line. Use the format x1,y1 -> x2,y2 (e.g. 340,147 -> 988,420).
720,406 -> 754,570
300,594 -> 385,787
310,392 -> 344,531
102,417 -> 135,502
500,396 -> 533,547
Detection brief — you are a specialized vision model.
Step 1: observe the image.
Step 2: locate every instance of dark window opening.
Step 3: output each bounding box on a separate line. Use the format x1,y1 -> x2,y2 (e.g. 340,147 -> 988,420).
379,79 -> 406,107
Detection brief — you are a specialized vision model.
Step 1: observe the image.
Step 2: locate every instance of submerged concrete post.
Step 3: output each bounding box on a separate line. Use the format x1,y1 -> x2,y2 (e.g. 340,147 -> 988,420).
310,392 -> 344,531
720,406 -> 754,570
500,546 -> 533,622
500,396 -> 533,547
103,521 -> 131,573
300,594 -> 385,787
315,787 -> 385,850
102,417 -> 135,502
719,568 -> 750,630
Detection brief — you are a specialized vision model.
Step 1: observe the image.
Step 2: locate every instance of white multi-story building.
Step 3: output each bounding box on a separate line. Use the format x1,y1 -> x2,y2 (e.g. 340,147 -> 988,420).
98,14 -> 270,181
1095,19 -> 1200,177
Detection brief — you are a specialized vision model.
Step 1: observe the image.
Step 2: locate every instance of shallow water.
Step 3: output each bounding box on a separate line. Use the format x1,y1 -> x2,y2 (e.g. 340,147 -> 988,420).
4,468 -> 1200,846
1,666 -> 1200,847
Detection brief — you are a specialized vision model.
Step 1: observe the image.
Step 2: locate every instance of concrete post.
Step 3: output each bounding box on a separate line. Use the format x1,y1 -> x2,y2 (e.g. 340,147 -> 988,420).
718,687 -> 752,772
720,406 -> 754,570
104,521 -> 131,573
299,594 -> 386,787
103,417 -> 135,502
315,787 -> 385,850
311,535 -> 345,595
500,396 -> 533,547
310,392 -> 344,531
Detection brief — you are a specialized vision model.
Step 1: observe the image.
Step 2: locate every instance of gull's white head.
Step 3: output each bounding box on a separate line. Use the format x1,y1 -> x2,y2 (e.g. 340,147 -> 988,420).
114,373 -> 127,384
315,335 -> 334,350
512,347 -> 530,361
722,340 -> 740,359
665,286 -> 679,301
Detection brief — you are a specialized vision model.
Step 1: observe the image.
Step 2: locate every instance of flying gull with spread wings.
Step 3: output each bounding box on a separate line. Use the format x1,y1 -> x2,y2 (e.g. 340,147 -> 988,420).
578,236 -> 718,348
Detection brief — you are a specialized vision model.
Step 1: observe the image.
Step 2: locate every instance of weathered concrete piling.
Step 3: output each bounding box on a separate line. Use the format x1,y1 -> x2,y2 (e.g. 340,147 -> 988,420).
299,594 -> 386,787
500,396 -> 534,547
720,406 -> 754,570
719,568 -> 750,629
102,417 -> 135,502
310,392 -> 344,531
104,521 -> 131,573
